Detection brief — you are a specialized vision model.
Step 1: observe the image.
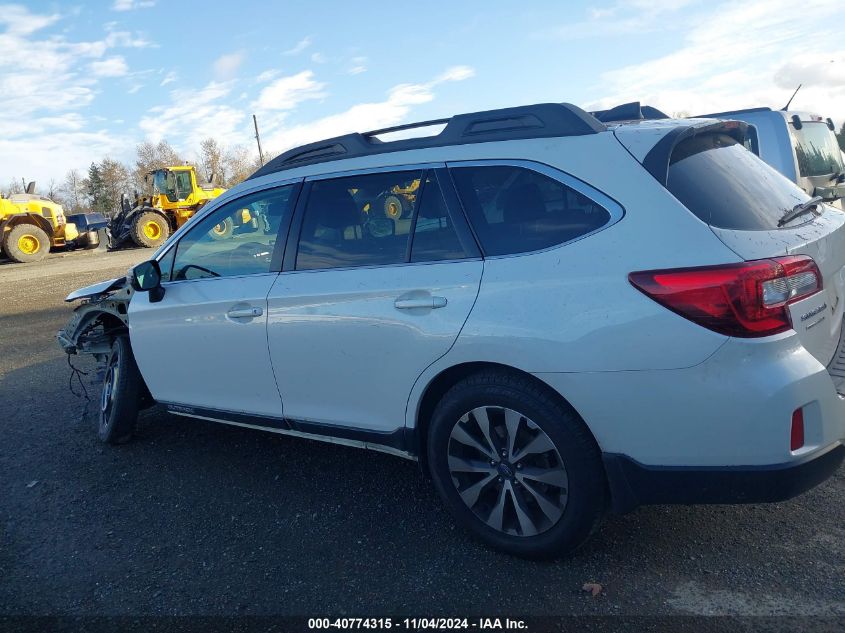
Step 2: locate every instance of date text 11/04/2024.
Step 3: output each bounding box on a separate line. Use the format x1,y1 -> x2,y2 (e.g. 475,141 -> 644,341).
307,618 -> 528,630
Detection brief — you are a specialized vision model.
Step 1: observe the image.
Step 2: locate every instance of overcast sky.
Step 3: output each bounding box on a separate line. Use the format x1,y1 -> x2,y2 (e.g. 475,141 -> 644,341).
2,0 -> 844,186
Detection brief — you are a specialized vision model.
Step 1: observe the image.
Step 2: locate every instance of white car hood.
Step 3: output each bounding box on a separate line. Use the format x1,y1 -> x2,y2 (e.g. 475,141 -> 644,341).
65,277 -> 127,302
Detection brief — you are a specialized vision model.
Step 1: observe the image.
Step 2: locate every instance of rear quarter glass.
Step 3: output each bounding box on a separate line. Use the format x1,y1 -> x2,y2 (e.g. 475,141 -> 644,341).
667,133 -> 812,230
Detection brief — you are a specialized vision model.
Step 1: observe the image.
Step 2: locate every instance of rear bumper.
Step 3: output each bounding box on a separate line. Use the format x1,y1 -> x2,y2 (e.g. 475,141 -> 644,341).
604,442 -> 844,513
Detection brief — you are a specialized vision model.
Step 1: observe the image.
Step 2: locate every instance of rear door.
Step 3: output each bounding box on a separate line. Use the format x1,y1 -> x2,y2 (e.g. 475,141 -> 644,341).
266,166 -> 482,436
128,183 -> 300,418
664,131 -> 845,365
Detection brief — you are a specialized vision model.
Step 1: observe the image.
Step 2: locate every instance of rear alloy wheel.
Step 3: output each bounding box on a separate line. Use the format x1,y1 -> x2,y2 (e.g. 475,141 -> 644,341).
448,407 -> 568,537
428,372 -> 606,558
98,336 -> 143,444
131,211 -> 170,248
4,224 -> 50,263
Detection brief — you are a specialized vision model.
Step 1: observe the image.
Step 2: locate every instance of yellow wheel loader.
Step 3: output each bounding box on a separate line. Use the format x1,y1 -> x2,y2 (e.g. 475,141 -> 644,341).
0,182 -> 79,263
110,166 -> 226,249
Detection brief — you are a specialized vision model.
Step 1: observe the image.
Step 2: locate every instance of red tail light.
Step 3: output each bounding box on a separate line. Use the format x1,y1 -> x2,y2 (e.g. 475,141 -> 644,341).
790,408 -> 805,451
629,256 -> 822,337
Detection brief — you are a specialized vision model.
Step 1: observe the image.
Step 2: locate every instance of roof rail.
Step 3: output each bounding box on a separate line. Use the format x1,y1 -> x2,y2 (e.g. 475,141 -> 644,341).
248,103 -> 606,179
590,101 -> 669,123
693,107 -> 772,118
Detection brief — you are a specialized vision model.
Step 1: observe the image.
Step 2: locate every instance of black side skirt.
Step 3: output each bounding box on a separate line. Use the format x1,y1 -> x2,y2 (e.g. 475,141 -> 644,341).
161,403 -> 409,455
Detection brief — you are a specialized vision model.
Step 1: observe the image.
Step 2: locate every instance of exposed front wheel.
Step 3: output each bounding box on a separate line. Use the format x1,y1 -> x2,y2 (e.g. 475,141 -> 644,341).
98,336 -> 143,444
428,371 -> 606,559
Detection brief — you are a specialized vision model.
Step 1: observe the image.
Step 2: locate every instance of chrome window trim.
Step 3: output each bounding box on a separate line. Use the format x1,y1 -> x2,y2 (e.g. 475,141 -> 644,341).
279,256 -> 483,277
445,158 -> 626,259
153,176 -> 304,264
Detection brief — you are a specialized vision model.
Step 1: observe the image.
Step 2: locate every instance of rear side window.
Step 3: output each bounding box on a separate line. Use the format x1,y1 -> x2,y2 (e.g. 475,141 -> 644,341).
667,134 -> 811,230
450,165 -> 611,256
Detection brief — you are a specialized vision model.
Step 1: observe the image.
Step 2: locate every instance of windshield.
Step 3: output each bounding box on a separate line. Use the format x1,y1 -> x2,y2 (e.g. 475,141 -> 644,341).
151,170 -> 191,202
667,133 -> 813,230
152,170 -> 171,195
790,121 -> 844,178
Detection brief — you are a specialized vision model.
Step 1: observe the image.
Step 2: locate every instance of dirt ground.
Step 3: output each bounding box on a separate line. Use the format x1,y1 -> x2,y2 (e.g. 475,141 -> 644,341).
1,247 -> 844,619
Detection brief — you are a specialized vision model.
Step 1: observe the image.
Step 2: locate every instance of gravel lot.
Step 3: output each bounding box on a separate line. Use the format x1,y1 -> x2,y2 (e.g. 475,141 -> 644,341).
1,247 -> 844,618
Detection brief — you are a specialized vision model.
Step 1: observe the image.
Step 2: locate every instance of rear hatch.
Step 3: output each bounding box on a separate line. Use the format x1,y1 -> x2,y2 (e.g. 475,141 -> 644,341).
662,128 -> 845,366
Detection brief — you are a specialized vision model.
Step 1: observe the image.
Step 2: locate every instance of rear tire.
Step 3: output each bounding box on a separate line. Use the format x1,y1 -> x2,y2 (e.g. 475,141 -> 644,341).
4,224 -> 50,263
98,336 -> 143,445
427,370 -> 606,559
131,211 -> 169,248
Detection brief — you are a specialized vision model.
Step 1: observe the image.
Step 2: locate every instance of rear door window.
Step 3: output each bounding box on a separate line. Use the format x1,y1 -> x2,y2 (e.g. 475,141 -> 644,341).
449,165 -> 611,256
295,170 -> 468,271
667,133 -> 812,230
295,170 -> 419,271
410,174 -> 467,262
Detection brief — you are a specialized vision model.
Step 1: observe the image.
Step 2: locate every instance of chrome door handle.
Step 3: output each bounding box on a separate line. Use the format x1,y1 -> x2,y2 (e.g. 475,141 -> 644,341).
394,296 -> 448,310
227,306 -> 263,318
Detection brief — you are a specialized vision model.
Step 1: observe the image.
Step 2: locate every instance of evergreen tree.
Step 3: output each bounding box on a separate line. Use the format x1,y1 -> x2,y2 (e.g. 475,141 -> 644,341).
86,163 -> 107,215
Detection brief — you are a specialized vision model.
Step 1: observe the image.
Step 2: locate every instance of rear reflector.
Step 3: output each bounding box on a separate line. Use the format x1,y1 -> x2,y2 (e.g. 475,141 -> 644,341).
629,256 -> 821,337
791,408 -> 805,451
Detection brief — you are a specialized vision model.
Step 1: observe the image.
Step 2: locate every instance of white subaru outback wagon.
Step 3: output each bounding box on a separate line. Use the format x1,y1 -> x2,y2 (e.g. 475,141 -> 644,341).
59,102 -> 845,558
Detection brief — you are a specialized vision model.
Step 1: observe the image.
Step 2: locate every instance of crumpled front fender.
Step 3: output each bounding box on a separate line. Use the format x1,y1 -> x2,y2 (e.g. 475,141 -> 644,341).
57,284 -> 134,356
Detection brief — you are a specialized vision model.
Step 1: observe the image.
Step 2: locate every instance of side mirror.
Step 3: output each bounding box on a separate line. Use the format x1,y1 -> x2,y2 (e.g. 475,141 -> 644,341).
129,260 -> 165,302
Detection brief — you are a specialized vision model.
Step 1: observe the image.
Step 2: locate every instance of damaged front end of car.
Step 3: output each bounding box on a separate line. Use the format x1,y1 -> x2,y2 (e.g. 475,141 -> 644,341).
57,276 -> 134,361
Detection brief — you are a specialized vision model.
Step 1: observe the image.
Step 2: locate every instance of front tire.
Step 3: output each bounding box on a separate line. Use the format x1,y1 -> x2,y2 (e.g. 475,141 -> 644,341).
131,211 -> 170,248
98,336 -> 143,444
4,224 -> 50,263
427,371 -> 606,559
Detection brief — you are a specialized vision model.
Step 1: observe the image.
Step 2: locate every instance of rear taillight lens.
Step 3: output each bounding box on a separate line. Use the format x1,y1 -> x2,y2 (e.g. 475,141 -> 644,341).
629,256 -> 822,337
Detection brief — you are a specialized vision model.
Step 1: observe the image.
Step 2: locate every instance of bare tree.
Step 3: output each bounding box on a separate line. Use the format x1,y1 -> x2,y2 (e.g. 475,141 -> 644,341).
223,145 -> 260,186
45,178 -> 59,202
198,137 -> 224,184
2,178 -> 23,197
60,169 -> 86,212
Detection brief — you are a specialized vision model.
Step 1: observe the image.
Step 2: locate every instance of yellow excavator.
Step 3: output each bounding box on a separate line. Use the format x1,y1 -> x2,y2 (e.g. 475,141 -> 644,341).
110,165 -> 227,249
0,182 -> 79,263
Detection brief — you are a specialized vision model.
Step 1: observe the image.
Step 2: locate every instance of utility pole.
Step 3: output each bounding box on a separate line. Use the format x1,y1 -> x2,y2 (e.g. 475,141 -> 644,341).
253,114 -> 265,166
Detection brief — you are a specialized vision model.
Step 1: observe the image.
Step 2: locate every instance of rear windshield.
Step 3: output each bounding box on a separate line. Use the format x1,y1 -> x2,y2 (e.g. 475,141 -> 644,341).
666,133 -> 813,230
790,121 -> 844,178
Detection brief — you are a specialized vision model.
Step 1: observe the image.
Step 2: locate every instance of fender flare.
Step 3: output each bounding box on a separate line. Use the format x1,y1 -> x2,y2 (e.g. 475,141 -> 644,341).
0,213 -> 55,240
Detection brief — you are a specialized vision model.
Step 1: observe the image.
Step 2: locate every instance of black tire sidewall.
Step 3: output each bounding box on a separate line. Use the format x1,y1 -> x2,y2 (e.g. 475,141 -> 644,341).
98,336 -> 142,444
428,375 -> 605,558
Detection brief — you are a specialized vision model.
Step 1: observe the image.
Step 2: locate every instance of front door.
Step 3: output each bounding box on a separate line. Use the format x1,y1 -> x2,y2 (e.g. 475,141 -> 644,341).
267,168 -> 482,435
129,183 -> 300,418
